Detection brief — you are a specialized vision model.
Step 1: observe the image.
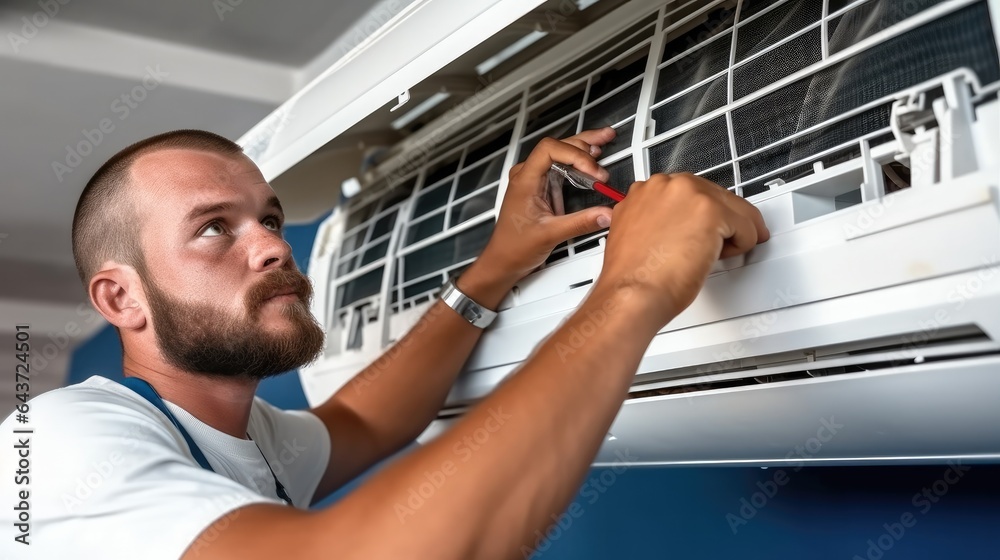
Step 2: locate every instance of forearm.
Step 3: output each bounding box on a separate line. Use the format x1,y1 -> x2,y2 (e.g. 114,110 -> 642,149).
321,282 -> 667,559
463,281 -> 666,558
322,258 -> 520,448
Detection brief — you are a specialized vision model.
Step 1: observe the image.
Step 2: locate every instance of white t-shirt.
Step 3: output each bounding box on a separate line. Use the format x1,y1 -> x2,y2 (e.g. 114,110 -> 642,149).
0,375 -> 330,560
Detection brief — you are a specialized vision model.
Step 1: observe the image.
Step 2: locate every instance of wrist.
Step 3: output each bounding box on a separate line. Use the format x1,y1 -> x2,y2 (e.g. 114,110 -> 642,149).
584,280 -> 677,338
454,257 -> 520,311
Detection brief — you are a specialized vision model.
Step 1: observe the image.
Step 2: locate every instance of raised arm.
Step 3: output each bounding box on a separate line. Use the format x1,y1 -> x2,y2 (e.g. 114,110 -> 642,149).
184,143 -> 768,559
308,128 -> 622,497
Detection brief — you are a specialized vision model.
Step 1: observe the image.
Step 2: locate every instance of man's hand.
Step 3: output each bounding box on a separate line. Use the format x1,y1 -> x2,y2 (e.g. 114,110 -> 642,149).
309,128 -> 622,499
596,172 -> 770,330
474,127 -> 618,287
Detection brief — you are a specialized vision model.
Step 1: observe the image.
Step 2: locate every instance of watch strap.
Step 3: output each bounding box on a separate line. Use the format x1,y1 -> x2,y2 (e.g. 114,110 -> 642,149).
440,279 -> 497,329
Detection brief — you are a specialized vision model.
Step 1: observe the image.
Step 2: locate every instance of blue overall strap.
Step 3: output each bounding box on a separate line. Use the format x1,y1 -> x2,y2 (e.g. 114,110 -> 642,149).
246,433 -> 294,505
119,376 -> 293,506
119,376 -> 215,472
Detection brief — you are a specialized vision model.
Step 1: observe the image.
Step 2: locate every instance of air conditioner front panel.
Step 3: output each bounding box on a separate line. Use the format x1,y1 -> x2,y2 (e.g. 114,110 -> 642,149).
441,265 -> 1000,405
451,172 -> 1000,403
421,354 -> 1000,467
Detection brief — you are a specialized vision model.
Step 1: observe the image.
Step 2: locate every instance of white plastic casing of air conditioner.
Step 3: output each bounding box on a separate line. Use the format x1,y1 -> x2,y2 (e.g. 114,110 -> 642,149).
282,0 -> 1000,467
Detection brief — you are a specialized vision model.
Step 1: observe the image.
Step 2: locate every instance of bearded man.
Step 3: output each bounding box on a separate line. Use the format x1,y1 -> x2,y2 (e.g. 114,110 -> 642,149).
0,128 -> 767,559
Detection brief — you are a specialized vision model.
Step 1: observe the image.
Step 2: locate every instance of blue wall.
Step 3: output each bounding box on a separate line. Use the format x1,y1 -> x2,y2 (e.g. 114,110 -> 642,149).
68,213 -> 1000,559
533,463 -> 1000,559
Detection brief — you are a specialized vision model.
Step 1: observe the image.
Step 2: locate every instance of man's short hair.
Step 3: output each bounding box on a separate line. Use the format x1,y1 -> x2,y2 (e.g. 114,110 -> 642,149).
72,129 -> 243,287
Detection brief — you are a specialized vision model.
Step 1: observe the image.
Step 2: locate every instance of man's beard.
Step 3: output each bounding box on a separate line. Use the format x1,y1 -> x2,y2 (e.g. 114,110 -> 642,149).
143,267 -> 325,380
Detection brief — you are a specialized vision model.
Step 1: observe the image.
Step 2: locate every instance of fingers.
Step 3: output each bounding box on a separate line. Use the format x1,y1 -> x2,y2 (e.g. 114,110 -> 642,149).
567,127 -> 617,148
543,206 -> 613,245
694,178 -> 766,258
718,207 -> 758,259
547,174 -> 567,216
517,137 -> 609,185
562,137 -> 602,158
723,193 -> 770,244
751,205 -> 770,243
707,180 -> 771,244
640,173 -> 769,258
561,127 -> 617,158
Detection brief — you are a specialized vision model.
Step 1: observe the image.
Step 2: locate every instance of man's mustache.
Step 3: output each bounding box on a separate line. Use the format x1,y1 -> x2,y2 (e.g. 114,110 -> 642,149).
246,268 -> 313,311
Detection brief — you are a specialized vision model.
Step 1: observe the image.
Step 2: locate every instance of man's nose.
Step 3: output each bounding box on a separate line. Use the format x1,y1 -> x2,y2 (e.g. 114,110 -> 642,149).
248,225 -> 293,271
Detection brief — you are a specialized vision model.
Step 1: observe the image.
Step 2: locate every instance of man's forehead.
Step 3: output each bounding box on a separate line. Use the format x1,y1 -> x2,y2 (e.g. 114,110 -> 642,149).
129,148 -> 274,212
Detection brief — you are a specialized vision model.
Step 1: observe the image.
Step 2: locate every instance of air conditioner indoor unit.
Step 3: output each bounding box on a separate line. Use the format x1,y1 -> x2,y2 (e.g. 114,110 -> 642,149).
242,0 -> 1000,467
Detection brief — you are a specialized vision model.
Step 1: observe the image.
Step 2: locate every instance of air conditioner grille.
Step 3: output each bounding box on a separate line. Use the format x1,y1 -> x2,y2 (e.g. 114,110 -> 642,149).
736,0 -> 822,62
658,4 -> 736,80
327,0 -> 1000,321
655,25 -> 733,102
739,104 -> 891,181
700,164 -> 737,189
583,80 -> 645,131
740,0 -> 784,21
733,27 -> 822,99
650,116 -> 732,177
827,0 -> 951,55
730,2 -> 1000,156
529,14 -> 657,103
330,178 -> 415,312
402,220 -> 493,283
334,268 -> 383,311
589,50 -> 651,102
405,213 -> 446,247
652,74 -> 728,136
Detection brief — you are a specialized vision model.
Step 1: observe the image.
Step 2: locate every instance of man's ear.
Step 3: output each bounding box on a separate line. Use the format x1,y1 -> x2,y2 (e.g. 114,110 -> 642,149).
89,265 -> 148,331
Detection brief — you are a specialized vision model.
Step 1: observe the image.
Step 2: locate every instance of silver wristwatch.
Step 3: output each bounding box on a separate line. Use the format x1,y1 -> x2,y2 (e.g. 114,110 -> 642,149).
440,279 -> 497,329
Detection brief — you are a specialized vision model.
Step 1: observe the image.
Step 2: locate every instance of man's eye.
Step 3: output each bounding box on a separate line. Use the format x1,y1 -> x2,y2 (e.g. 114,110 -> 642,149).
201,222 -> 225,237
262,216 -> 282,231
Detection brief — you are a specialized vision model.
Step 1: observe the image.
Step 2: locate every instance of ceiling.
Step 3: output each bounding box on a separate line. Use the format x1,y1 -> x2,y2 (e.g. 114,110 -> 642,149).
0,0 -> 414,410
47,0 -> 380,66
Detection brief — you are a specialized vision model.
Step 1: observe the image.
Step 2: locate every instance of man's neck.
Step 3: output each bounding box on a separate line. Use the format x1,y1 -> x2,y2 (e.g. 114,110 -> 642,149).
123,354 -> 258,439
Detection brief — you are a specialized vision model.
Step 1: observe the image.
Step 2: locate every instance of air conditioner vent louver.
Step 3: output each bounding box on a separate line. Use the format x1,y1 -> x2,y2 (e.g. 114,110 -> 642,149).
426,326 -> 994,420
626,325 -> 993,399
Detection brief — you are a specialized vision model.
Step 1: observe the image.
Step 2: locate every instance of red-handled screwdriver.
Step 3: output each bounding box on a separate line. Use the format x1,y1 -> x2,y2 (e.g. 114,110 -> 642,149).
549,162 -> 626,202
